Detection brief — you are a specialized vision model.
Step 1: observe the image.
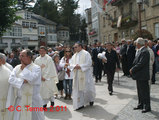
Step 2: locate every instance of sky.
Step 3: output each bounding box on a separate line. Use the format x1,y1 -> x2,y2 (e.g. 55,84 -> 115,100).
76,0 -> 91,14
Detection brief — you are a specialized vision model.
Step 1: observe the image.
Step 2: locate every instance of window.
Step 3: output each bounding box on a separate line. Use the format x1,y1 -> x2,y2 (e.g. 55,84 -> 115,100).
154,0 -> 159,4
38,26 -> 45,35
30,22 -> 36,28
66,32 -> 69,37
114,11 -> 117,19
25,12 -> 32,19
122,31 -> 125,38
129,3 -> 133,13
103,17 -> 106,27
155,23 -> 159,38
142,26 -> 147,30
22,21 -> 29,27
3,27 -> 22,37
13,27 -> 22,36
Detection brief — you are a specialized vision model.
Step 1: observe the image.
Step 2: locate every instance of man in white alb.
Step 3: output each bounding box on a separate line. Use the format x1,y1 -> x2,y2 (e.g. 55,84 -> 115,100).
7,49 -> 44,120
0,53 -> 11,120
70,43 -> 96,110
34,46 -> 58,108
1,53 -> 13,71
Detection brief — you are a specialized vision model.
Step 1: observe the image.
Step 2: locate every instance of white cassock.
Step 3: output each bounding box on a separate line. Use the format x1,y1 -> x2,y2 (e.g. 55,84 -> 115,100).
34,54 -> 58,105
0,65 -> 11,120
4,63 -> 13,71
6,63 -> 45,120
70,49 -> 96,110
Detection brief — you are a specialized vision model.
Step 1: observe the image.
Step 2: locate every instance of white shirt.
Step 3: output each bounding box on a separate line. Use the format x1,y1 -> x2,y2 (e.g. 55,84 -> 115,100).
59,57 -> 74,79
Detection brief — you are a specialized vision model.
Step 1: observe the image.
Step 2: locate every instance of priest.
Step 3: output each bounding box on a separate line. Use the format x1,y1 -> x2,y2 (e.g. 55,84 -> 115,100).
0,53 -> 11,120
34,46 -> 58,108
70,42 -> 96,110
7,49 -> 44,120
1,53 -> 13,71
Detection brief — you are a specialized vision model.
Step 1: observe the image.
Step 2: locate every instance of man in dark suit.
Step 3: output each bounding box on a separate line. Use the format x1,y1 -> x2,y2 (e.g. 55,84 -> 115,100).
130,37 -> 151,113
92,42 -> 104,83
120,39 -> 129,76
103,43 -> 120,95
126,40 -> 136,76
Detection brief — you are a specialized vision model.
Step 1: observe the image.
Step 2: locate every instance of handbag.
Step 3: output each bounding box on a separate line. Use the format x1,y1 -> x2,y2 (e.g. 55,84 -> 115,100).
58,70 -> 65,81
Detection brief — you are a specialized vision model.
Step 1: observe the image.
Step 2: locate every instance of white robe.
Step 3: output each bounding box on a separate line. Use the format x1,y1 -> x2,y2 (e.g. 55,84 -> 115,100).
7,63 -> 44,120
34,54 -> 58,105
70,50 -> 96,110
0,65 -> 11,120
4,63 -> 13,71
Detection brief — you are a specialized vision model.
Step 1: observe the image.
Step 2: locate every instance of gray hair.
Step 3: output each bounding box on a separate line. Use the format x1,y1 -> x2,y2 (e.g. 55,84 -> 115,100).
0,53 -> 6,61
135,37 -> 145,46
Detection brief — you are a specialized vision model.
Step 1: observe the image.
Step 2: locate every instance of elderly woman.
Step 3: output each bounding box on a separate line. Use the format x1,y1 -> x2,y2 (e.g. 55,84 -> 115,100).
53,54 -> 64,98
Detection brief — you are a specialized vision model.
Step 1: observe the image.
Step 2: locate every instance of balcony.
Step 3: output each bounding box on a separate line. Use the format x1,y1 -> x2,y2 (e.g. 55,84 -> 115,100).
111,12 -> 138,29
111,0 -> 127,6
111,18 -> 118,28
11,43 -> 21,47
120,12 -> 138,29
0,43 -> 8,48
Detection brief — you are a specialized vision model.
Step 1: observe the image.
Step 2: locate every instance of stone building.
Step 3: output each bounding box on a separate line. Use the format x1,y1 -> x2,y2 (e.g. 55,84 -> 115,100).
89,0 -> 159,43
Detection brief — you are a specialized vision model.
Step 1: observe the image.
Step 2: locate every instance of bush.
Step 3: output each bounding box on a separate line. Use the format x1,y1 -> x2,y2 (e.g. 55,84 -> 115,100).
133,29 -> 153,40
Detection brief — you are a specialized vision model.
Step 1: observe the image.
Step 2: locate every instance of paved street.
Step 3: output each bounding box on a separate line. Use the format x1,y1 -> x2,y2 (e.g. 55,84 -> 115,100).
45,71 -> 159,120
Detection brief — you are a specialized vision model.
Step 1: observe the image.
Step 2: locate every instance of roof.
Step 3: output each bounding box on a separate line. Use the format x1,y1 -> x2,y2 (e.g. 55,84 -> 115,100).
32,14 -> 57,25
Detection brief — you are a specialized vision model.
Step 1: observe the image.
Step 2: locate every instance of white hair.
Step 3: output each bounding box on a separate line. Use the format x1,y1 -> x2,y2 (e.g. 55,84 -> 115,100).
0,53 -> 6,60
135,37 -> 145,46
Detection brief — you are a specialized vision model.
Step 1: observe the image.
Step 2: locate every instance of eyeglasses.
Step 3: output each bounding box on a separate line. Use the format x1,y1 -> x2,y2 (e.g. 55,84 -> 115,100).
74,47 -> 78,48
66,51 -> 71,52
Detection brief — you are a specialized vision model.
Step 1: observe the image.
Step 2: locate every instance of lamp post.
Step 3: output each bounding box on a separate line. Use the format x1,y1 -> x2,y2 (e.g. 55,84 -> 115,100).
137,0 -> 143,37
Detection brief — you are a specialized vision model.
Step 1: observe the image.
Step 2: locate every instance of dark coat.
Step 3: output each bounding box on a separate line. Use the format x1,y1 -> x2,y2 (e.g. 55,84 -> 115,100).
131,47 -> 150,81
104,49 -> 120,71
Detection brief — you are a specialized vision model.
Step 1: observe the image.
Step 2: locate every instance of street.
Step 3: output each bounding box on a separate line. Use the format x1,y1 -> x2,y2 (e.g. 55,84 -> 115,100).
44,71 -> 159,120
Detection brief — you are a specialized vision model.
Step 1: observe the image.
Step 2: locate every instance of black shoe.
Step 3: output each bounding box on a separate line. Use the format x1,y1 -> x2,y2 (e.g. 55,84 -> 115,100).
43,104 -> 47,110
76,106 -> 84,110
51,102 -> 54,107
90,102 -> 94,106
152,82 -> 155,84
142,108 -> 151,113
133,105 -> 143,110
109,91 -> 113,95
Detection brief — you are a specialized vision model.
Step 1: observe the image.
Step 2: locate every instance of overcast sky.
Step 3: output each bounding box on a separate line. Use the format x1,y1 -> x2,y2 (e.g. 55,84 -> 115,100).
76,0 -> 91,14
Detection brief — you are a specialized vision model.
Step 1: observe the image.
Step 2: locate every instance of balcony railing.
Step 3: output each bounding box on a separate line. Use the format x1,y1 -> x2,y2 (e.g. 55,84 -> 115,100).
111,0 -> 127,6
111,12 -> 138,29
0,43 -> 8,48
11,43 -> 21,47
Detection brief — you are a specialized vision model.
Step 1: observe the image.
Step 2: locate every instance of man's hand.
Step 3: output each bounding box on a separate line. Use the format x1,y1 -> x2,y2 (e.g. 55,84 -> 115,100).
116,68 -> 120,72
102,59 -> 107,63
24,80 -> 28,83
64,63 -> 69,68
41,64 -> 45,69
74,64 -> 81,69
42,77 -> 45,81
129,69 -> 132,75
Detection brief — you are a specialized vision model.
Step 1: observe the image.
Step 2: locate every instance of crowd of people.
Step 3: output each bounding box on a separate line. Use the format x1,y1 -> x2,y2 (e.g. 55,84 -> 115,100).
0,38 -> 159,119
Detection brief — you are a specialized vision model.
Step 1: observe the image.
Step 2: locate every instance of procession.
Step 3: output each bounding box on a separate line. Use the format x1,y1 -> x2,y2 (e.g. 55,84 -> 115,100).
1,0 -> 159,120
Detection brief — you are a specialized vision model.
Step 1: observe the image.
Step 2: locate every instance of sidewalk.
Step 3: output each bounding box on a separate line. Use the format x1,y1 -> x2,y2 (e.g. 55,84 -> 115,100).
45,72 -> 159,120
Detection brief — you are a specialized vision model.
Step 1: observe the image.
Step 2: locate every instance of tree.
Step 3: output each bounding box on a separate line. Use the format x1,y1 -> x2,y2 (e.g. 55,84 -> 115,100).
0,0 -> 19,36
17,0 -> 35,10
33,0 -> 59,23
133,29 -> 153,40
58,0 -> 80,41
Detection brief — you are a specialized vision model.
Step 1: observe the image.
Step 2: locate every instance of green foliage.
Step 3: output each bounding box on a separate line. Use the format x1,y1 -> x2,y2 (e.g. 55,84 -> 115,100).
133,29 -> 153,40
33,0 -> 59,23
0,0 -> 19,36
17,0 -> 35,10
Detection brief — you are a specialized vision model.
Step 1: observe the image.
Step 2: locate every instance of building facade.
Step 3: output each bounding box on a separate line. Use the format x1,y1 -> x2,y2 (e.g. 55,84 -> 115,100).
88,0 -> 159,43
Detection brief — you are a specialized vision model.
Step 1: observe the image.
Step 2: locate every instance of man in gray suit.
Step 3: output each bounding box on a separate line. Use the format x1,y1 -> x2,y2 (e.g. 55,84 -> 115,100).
130,37 -> 151,113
